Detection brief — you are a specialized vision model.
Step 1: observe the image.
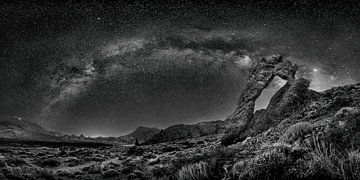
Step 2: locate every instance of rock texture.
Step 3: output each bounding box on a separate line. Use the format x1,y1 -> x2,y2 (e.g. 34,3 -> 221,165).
221,55 -> 300,145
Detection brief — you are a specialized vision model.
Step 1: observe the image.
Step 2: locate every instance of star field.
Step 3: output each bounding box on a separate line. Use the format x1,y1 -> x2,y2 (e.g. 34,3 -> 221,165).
0,0 -> 359,136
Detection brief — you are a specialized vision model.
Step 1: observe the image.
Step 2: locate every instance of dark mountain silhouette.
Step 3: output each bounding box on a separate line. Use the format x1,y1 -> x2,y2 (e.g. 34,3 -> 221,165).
0,117 -> 56,140
143,120 -> 226,144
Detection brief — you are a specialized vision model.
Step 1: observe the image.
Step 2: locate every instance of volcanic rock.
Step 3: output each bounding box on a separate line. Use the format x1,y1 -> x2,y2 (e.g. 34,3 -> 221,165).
221,55 -> 300,145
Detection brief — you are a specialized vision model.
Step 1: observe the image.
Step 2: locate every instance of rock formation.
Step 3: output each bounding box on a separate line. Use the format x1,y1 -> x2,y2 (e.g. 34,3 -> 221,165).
221,55 -> 304,145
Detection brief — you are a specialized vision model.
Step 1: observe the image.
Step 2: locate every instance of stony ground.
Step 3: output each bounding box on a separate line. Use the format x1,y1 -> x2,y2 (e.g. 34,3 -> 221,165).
0,134 -> 223,180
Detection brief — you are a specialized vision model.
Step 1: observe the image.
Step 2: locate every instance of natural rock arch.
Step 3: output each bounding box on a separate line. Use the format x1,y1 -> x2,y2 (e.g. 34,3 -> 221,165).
221,55 -> 310,145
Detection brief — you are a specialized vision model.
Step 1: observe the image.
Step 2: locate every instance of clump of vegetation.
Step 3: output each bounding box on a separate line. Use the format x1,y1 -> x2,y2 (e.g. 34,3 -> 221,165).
38,168 -> 57,180
346,150 -> 360,180
286,135 -> 360,180
301,135 -> 343,179
232,145 -> 294,180
127,146 -> 145,156
5,156 -> 27,166
177,162 -> 210,180
207,147 -> 236,179
171,147 -> 236,179
280,122 -> 314,143
326,113 -> 360,150
38,157 -> 61,168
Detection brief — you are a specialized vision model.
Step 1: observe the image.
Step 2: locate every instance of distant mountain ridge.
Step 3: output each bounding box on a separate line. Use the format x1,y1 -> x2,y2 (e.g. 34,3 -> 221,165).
0,117 -> 161,144
143,120 -> 226,145
0,117 -> 57,140
123,126 -> 161,142
88,126 -> 160,144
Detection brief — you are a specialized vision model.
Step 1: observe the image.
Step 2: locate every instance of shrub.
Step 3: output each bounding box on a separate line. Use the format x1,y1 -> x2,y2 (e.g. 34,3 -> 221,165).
208,147 -> 236,179
170,154 -> 208,171
232,148 -> 293,180
327,124 -> 360,151
170,147 -> 236,179
150,166 -> 167,178
38,168 -> 57,180
302,134 -> 344,179
299,135 -> 360,179
88,163 -> 101,174
347,150 -> 360,180
280,122 -> 314,143
39,158 -> 61,168
177,162 -> 210,180
5,157 -> 27,167
127,146 -> 144,156
102,169 -> 120,178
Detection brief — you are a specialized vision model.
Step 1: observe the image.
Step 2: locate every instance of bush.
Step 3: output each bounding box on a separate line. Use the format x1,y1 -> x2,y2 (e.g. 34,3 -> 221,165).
232,148 -> 293,180
39,158 -> 61,168
150,166 -> 167,178
326,113 -> 360,150
208,147 -> 236,179
347,150 -> 360,180
5,157 -> 27,167
169,147 -> 236,179
299,135 -> 360,179
38,168 -> 57,180
102,169 -> 120,178
326,127 -> 347,149
280,122 -> 314,143
127,146 -> 144,156
170,154 -> 208,171
302,135 -> 343,179
177,162 -> 210,180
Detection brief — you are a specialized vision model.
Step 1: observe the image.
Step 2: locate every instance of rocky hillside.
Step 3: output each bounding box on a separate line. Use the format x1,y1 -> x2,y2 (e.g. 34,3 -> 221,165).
121,126 -> 160,143
88,126 -> 160,144
143,120 -> 226,144
222,54 -> 360,146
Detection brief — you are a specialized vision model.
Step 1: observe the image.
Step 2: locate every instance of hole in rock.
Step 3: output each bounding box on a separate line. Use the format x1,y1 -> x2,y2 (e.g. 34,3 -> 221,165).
254,76 -> 287,111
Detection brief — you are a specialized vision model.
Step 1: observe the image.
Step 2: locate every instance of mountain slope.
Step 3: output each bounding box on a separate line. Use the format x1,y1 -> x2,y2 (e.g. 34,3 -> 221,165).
91,126 -> 160,144
123,126 -> 160,142
143,120 -> 226,144
0,117 -> 56,140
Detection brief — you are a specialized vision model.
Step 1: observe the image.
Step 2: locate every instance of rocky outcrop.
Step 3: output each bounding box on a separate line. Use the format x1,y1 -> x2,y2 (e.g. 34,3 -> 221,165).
221,55 -> 304,145
221,55 -> 360,146
249,78 -> 311,133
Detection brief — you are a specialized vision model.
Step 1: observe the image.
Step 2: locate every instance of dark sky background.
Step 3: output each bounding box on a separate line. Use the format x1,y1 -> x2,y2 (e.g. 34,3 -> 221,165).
0,0 -> 359,136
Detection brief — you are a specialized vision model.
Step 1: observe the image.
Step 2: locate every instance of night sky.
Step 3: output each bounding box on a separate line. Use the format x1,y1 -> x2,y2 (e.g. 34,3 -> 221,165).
0,0 -> 359,136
